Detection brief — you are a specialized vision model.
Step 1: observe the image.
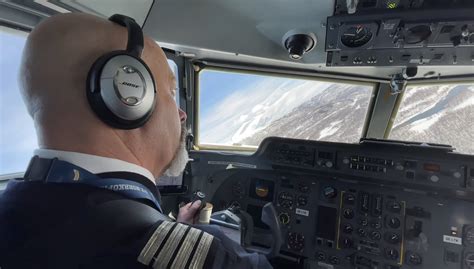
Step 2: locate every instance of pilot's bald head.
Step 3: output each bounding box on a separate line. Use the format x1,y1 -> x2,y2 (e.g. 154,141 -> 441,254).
19,13 -> 187,179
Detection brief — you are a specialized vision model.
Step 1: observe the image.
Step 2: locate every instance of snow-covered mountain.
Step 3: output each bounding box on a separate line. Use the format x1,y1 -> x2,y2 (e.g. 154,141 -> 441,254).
390,84 -> 474,154
199,79 -> 349,145
201,80 -> 474,155
239,84 -> 373,145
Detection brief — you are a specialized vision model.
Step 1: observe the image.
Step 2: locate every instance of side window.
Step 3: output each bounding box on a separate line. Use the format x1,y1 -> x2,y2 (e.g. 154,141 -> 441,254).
0,27 -> 36,176
0,27 -> 180,176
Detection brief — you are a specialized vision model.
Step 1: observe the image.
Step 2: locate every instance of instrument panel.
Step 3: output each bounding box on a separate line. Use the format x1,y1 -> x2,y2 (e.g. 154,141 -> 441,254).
203,137 -> 474,269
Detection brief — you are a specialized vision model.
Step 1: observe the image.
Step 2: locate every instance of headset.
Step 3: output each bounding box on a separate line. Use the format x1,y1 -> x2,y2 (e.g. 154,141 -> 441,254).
87,14 -> 156,130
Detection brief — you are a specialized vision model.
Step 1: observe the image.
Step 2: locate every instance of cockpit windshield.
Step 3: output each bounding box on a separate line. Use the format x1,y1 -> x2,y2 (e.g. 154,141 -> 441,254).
197,68 -> 473,154
198,68 -> 374,149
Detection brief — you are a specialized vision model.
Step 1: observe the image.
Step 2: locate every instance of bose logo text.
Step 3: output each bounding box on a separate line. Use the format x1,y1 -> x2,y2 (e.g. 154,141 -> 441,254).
121,81 -> 140,88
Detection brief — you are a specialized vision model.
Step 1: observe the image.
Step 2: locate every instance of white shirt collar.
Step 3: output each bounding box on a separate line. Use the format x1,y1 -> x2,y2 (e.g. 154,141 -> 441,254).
34,149 -> 156,184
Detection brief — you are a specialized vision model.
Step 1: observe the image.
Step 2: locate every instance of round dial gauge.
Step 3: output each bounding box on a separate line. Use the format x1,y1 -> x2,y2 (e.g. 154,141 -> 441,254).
287,232 -> 305,251
341,25 -> 373,48
278,212 -> 290,225
465,226 -> 474,246
278,192 -> 294,209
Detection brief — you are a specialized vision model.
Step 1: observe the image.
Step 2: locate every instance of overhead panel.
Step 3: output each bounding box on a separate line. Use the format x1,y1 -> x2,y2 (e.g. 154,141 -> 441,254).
326,0 -> 474,68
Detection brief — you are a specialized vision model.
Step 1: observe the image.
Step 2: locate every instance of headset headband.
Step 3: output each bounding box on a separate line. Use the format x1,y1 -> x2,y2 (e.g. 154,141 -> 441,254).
109,14 -> 144,57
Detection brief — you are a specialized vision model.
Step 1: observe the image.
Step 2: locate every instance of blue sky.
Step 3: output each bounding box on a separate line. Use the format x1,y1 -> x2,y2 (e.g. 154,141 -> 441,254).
199,70 -> 261,119
0,30 -> 38,175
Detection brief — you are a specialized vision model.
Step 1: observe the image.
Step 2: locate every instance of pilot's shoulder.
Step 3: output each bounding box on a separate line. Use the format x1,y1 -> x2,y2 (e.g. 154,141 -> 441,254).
137,221 -> 217,269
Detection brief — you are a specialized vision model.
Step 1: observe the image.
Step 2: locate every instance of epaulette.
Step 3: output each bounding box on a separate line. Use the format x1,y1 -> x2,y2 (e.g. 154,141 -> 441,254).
138,221 -> 215,268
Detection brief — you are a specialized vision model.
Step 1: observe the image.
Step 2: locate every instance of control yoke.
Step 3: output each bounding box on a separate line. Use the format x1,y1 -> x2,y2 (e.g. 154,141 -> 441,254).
245,203 -> 282,258
210,202 -> 282,259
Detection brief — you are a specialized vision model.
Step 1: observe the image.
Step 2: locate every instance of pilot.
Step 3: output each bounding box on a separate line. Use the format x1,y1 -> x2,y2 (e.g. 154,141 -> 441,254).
0,13 -> 272,269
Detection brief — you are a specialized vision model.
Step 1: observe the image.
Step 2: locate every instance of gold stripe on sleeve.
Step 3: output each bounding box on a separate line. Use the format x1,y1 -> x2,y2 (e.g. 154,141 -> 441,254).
137,221 -> 174,265
170,227 -> 202,269
153,223 -> 188,269
189,232 -> 214,269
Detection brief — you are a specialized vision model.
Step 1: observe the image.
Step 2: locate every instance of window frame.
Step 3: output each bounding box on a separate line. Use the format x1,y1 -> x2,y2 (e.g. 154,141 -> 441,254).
193,64 -> 378,151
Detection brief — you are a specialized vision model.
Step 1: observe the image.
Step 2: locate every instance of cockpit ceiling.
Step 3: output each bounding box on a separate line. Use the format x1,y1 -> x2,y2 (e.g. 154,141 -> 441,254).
1,0 -> 473,79
144,0 -> 474,80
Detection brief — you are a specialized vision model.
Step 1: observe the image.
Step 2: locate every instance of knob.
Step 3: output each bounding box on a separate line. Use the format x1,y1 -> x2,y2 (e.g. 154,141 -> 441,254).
385,248 -> 399,260
343,223 -> 354,234
430,175 -> 440,182
329,256 -> 340,265
407,252 -> 423,265
325,161 -> 334,168
323,186 -> 337,199
453,171 -> 462,178
316,251 -> 326,261
343,208 -> 354,219
461,25 -> 470,37
357,228 -> 367,237
278,212 -> 290,225
385,232 -> 401,244
388,217 -> 401,229
370,231 -> 381,241
359,218 -> 369,226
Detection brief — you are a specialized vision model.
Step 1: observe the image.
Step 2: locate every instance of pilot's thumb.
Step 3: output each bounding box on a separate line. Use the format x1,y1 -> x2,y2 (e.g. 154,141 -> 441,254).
190,200 -> 202,212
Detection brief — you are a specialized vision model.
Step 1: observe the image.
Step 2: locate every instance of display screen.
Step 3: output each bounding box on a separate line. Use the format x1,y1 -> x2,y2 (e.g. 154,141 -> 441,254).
249,179 -> 275,202
247,204 -> 269,229
316,206 -> 337,240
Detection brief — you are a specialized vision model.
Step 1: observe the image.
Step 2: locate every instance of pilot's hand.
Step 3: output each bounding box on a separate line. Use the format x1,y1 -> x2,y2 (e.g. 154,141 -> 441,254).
177,200 -> 202,224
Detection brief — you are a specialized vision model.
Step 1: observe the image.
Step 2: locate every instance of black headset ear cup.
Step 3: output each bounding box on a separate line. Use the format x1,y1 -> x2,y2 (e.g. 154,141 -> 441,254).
86,51 -> 156,130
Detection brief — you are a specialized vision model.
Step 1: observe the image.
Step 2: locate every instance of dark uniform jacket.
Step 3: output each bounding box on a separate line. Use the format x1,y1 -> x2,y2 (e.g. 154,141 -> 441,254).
0,159 -> 272,269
